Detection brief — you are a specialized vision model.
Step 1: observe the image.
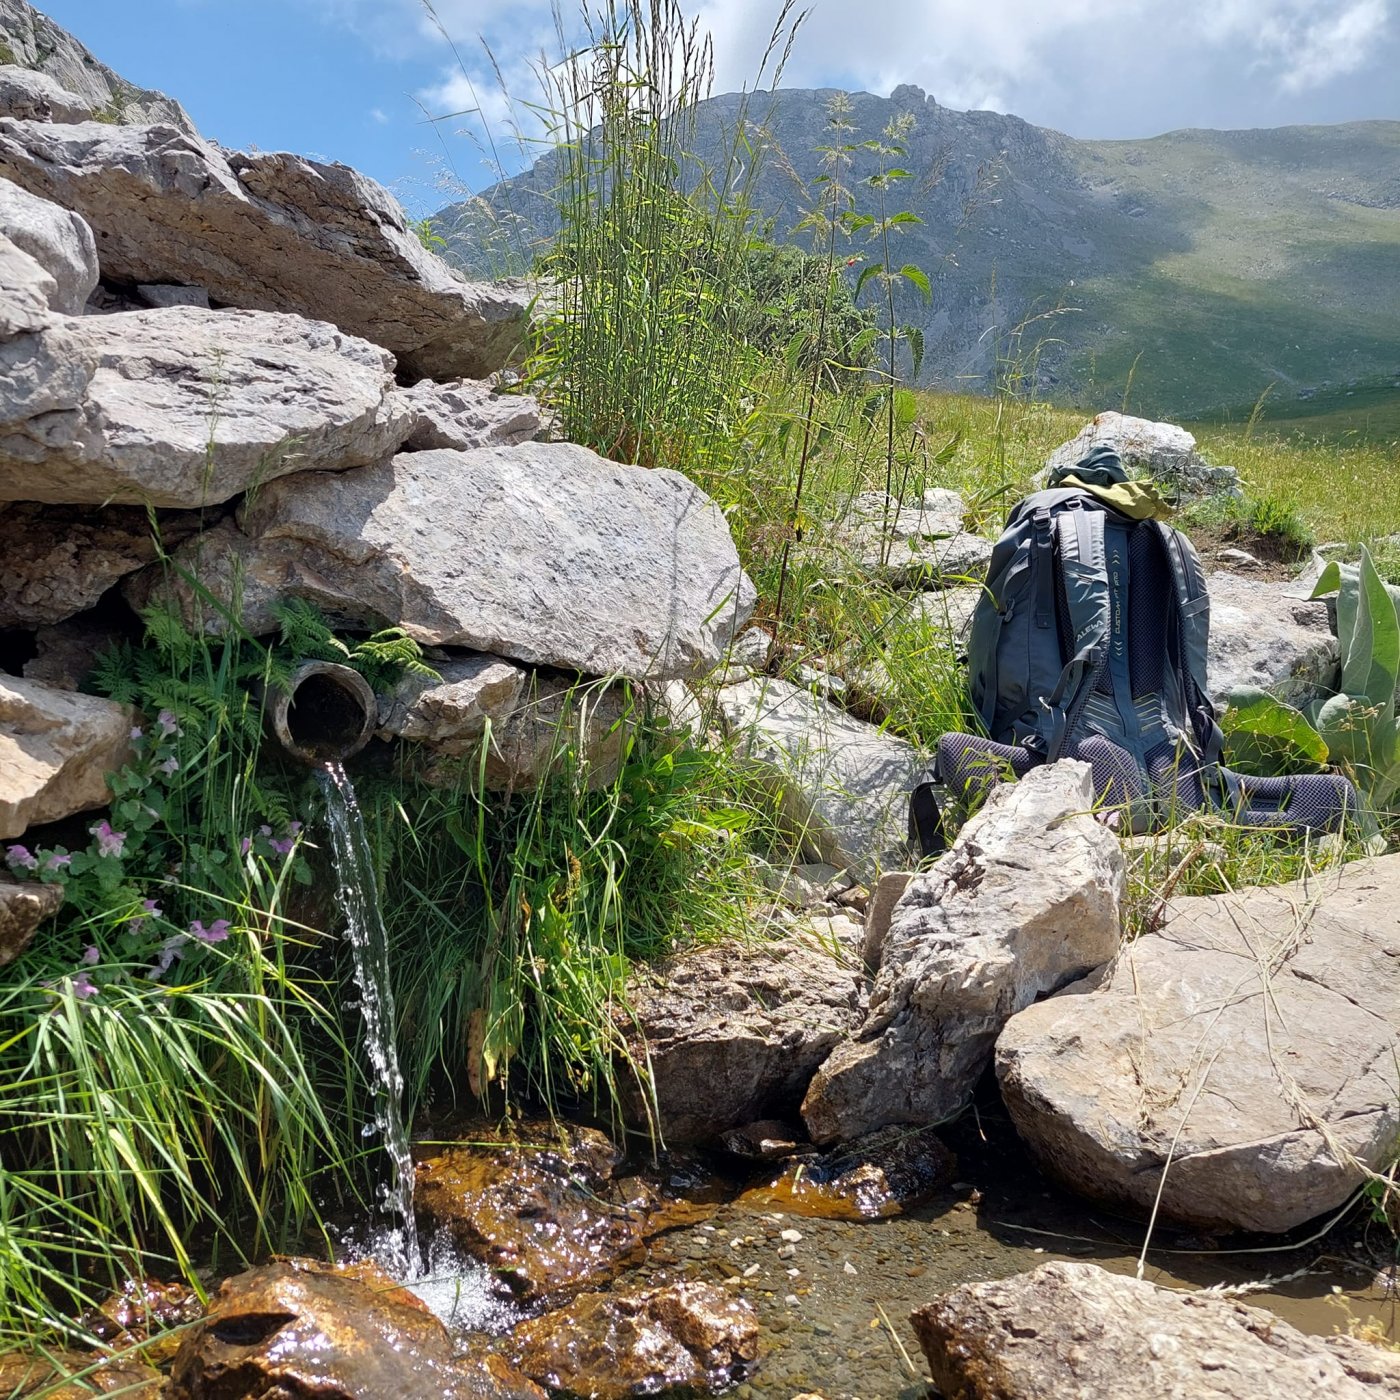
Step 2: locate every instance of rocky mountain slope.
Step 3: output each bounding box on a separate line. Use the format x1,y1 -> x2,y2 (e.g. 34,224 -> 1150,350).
433,84 -> 1400,418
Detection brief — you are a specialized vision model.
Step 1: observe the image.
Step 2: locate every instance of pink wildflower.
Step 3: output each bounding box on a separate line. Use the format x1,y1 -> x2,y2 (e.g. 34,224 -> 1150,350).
5,845 -> 37,871
189,918 -> 231,944
90,821 -> 126,858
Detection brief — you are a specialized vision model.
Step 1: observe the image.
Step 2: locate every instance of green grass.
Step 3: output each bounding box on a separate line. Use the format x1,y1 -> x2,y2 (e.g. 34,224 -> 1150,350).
1197,378 -> 1400,445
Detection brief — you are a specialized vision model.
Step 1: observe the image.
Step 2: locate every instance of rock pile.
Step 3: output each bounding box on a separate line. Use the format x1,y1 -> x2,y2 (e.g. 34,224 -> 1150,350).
1044,410 -> 1243,500
0,1 -> 755,868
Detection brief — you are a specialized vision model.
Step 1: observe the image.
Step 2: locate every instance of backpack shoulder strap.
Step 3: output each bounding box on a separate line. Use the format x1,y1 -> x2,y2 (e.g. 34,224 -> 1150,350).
1039,503 -> 1112,759
1154,521 -> 1223,761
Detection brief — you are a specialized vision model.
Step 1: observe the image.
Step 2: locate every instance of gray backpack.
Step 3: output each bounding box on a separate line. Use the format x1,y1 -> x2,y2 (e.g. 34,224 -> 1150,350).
910,447 -> 1358,853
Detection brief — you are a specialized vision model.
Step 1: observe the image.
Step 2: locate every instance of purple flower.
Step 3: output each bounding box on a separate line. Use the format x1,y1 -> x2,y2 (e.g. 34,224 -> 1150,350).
44,852 -> 72,871
239,837 -> 252,856
5,845 -> 37,872
142,898 -> 162,917
189,918 -> 231,944
288,821 -> 303,836
270,834 -> 296,856
148,933 -> 188,980
156,710 -> 179,737
70,972 -> 99,1000
130,725 -> 144,741
259,825 -> 273,838
81,945 -> 100,966
89,821 -> 126,859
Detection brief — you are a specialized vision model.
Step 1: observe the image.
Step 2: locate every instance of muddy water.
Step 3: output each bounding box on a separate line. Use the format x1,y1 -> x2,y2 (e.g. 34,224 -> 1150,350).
537,1105 -> 1398,1400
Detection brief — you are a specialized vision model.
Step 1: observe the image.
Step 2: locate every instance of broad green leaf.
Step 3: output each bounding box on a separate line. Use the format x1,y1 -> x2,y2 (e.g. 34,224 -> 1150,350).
900,263 -> 932,301
853,265 -> 881,301
890,211 -> 924,226
1219,685 -> 1328,775
1340,548 -> 1400,707
905,324 -> 926,381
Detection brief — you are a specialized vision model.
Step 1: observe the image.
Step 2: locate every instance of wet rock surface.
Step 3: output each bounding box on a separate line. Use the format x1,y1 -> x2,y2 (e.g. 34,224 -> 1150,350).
81,1275 -> 202,1365
138,444 -> 754,679
415,1124 -> 708,1306
168,1260 -> 542,1400
621,920 -> 866,1144
997,853 -> 1400,1234
803,762 -> 1123,1144
739,1124 -> 956,1221
509,1281 -> 759,1399
0,118 -> 527,379
911,1260 -> 1400,1398
717,675 -> 922,880
0,673 -> 132,838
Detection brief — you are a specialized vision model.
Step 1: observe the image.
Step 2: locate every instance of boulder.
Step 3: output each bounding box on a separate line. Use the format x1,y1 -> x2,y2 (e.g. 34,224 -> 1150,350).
0,876 -> 61,964
394,377 -> 542,451
0,1 -> 197,132
841,489 -> 992,589
415,1125 -> 693,1306
911,1261 -> 1400,1399
717,676 -> 922,880
0,65 -> 92,124
0,119 -> 528,379
1045,411 -> 1242,499
0,223 -> 62,334
377,653 -> 527,746
619,920 -> 866,1143
136,444 -> 755,679
0,306 -> 412,507
908,584 -> 983,640
1206,570 -> 1339,705
0,502 -> 200,627
0,177 -> 96,313
802,762 -> 1123,1145
167,1261 -> 542,1400
0,673 -> 132,838
996,854 -> 1400,1234
509,1282 -> 758,1400
23,616 -> 117,690
861,869 -> 914,969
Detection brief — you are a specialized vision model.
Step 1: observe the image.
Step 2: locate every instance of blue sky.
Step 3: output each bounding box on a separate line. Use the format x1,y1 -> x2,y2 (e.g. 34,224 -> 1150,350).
35,0 -> 1400,217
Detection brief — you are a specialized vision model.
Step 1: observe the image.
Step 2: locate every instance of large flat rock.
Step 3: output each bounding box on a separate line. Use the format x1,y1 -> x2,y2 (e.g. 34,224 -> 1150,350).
0,119 -> 527,379
1,673 -> 132,838
0,306 -> 410,506
0,176 -> 96,314
997,854 -> 1400,1233
717,676 -> 922,880
134,444 -> 755,680
802,762 -> 1123,1144
911,1261 -> 1400,1399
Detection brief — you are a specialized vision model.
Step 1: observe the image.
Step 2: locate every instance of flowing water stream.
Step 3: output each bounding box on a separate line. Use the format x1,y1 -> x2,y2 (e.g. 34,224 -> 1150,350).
318,760 -> 423,1279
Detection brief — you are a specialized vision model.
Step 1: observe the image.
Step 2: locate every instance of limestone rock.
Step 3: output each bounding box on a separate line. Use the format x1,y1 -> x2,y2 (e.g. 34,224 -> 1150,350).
0,224 -> 60,334
908,584 -> 983,640
0,177 -> 96,313
861,869 -> 914,970
138,444 -> 755,679
167,1261 -> 540,1400
0,119 -> 528,379
620,920 -> 866,1144
1044,411 -> 1242,499
0,306 -> 412,506
395,377 -> 542,451
475,676 -> 631,791
509,1282 -> 758,1400
841,489 -> 992,589
377,653 -> 526,746
802,762 -> 1123,1144
0,673 -> 132,838
134,282 -> 208,309
23,617 -> 117,690
1206,570 -> 1339,705
997,855 -> 1400,1234
0,503 -> 200,627
717,676 -> 922,880
0,876 -> 61,964
0,65 -> 92,124
911,1261 -> 1400,1399
0,1 -> 196,132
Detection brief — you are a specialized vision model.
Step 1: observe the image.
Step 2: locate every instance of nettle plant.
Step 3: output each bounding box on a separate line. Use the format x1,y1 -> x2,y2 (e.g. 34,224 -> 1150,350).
1222,546 -> 1400,815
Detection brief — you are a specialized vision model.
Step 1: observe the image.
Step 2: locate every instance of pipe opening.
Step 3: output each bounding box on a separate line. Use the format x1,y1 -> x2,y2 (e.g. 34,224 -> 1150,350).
265,661 -> 376,765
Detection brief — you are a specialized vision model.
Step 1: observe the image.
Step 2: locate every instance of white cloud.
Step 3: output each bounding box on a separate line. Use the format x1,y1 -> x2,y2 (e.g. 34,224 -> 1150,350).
369,106 -> 390,124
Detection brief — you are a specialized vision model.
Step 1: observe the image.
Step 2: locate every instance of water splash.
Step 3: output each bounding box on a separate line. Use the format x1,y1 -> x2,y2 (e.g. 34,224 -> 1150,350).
318,760 -> 422,1278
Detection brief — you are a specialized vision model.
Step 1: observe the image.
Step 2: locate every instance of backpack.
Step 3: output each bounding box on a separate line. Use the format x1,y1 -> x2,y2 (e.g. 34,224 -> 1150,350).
908,446 -> 1359,856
